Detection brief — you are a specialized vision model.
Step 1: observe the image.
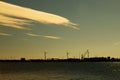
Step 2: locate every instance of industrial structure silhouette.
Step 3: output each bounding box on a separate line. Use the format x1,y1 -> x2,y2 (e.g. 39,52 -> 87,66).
0,49 -> 120,62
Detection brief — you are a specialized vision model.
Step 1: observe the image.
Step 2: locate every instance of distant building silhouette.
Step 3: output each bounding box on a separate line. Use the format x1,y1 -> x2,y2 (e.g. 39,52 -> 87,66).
21,58 -> 26,61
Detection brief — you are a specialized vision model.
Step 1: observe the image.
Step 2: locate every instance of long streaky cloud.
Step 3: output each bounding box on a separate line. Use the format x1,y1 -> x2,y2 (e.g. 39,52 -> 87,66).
0,1 -> 79,30
0,32 -> 12,36
26,33 -> 61,40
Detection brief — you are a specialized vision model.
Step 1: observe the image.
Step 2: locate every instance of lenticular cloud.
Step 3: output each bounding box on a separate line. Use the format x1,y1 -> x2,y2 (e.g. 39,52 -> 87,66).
0,1 -> 79,30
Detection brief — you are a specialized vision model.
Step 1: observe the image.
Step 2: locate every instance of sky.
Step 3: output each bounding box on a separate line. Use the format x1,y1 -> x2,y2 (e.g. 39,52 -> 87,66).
0,0 -> 120,59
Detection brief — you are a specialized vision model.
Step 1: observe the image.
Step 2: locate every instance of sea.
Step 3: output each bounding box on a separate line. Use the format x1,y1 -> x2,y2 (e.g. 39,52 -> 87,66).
0,62 -> 120,80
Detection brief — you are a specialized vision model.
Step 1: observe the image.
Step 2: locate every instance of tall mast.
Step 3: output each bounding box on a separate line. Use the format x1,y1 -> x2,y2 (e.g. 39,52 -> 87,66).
66,52 -> 69,59
44,51 -> 47,60
87,49 -> 89,58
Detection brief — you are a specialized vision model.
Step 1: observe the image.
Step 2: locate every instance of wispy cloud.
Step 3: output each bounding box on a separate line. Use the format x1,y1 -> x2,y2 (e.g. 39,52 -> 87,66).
0,1 -> 79,30
0,32 -> 12,36
26,33 -> 40,37
114,41 -> 120,46
43,36 -> 61,40
0,14 -> 30,29
26,33 -> 61,40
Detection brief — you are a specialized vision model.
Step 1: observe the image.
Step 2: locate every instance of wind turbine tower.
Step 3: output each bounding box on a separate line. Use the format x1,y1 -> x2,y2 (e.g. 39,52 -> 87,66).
66,52 -> 69,59
87,49 -> 89,58
44,51 -> 47,60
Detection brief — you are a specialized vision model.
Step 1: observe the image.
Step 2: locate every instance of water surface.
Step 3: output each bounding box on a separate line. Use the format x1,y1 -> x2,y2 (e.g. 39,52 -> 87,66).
0,62 -> 120,80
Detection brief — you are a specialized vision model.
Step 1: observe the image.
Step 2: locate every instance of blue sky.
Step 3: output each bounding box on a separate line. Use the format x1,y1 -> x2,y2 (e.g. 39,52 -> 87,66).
0,0 -> 120,59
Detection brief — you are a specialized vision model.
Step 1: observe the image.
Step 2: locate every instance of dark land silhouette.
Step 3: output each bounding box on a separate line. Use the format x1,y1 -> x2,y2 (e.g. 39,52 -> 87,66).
0,50 -> 120,62
0,56 -> 120,62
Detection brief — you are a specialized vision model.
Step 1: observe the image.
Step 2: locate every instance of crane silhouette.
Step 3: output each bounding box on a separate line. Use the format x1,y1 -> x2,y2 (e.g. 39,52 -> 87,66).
81,49 -> 90,59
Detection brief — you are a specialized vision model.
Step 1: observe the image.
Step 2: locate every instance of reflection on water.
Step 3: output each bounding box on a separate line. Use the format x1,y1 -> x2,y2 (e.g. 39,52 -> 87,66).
0,62 -> 120,80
